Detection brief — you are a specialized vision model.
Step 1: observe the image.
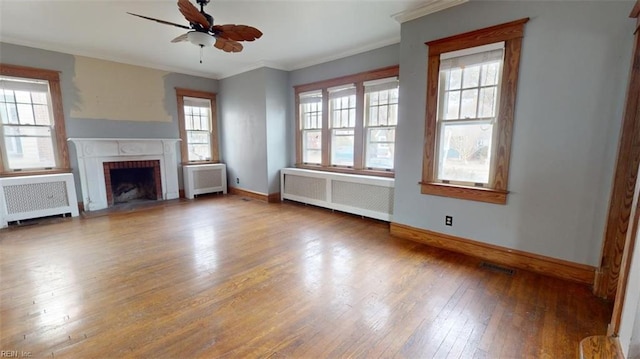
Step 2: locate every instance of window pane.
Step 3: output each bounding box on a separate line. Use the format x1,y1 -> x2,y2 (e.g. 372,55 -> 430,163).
0,103 -> 8,124
460,89 -> 478,119
185,115 -> 194,130
303,130 -> 321,164
366,87 -> 399,127
379,90 -> 388,104
462,65 -> 480,89
366,128 -> 395,169
187,130 -> 209,145
370,92 -> 379,106
7,104 -> 18,124
369,107 -> 378,126
388,104 -> 398,126
188,144 -> 211,161
481,62 -> 500,86
4,130 -> 56,170
4,90 -> 15,103
200,116 -> 210,131
379,106 -> 388,126
390,88 -> 399,102
301,102 -> 322,130
448,69 -> 462,90
331,129 -> 354,167
437,122 -> 493,184
33,104 -> 51,125
31,92 -> 48,105
330,95 -> 355,128
478,87 -> 497,118
444,91 -> 460,120
17,104 -> 34,124
14,91 -> 31,103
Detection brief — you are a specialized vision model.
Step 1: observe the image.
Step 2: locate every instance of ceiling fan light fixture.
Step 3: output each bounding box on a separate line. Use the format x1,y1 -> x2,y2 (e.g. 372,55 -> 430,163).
187,31 -> 215,47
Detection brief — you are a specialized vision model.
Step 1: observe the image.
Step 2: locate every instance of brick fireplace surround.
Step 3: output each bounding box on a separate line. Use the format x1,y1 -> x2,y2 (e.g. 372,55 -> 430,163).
103,160 -> 162,206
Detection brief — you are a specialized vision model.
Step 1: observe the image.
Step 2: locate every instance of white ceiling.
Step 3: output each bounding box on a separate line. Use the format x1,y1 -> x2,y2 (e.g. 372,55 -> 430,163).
0,0 -> 447,79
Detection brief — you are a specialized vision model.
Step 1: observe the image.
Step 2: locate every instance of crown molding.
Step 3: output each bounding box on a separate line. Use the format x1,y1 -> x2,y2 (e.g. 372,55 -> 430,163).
392,0 -> 468,24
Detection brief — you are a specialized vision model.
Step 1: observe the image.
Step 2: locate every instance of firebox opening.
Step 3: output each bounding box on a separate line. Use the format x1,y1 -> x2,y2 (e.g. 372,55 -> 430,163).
110,167 -> 157,204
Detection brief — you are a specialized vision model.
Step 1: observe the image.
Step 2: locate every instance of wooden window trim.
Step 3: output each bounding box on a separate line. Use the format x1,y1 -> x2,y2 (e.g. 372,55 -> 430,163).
294,65 -> 399,178
0,63 -> 70,176
175,87 -> 219,165
421,18 -> 529,204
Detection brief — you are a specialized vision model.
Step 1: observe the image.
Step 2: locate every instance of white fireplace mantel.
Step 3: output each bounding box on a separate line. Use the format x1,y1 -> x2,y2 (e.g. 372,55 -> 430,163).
68,138 -> 181,211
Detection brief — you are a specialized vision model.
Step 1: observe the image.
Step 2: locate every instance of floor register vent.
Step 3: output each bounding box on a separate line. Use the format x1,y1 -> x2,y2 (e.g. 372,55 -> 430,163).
480,262 -> 516,276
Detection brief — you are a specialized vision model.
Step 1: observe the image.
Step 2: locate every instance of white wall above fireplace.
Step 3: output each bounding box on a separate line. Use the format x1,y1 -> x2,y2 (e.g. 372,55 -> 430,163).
68,138 -> 180,211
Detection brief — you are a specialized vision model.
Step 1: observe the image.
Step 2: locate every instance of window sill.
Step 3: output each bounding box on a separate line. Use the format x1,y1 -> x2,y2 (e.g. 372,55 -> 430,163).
296,164 -> 394,178
0,169 -> 72,178
420,182 -> 507,204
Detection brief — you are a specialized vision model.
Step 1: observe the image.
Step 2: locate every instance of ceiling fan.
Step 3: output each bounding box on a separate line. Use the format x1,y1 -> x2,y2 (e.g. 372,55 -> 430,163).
128,0 -> 262,62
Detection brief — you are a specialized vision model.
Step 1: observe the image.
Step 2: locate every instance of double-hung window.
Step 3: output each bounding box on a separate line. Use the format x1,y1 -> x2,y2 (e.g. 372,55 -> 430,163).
0,64 -> 69,175
295,65 -> 399,177
176,88 -> 218,164
329,84 -> 356,167
436,43 -> 503,185
364,78 -> 399,170
299,90 -> 323,165
421,19 -> 528,204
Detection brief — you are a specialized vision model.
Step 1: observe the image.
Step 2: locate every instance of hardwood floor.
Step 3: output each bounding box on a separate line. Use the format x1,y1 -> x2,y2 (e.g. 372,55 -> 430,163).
0,195 -> 611,358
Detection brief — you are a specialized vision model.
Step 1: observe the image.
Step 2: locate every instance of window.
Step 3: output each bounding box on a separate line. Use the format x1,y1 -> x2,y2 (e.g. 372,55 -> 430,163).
176,88 -> 218,164
295,66 -> 399,177
329,84 -> 356,167
0,64 -> 69,175
422,19 -> 528,204
299,90 -> 323,164
364,78 -> 398,170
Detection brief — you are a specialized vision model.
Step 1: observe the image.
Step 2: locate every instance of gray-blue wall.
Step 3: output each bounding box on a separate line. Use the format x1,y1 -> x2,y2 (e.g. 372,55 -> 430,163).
219,67 -> 290,195
394,0 -> 633,266
219,68 -> 269,194
265,68 -> 290,194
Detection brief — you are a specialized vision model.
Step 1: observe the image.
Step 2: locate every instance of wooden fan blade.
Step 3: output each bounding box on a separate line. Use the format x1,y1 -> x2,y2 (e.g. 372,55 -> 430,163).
213,24 -> 263,42
214,37 -> 243,53
171,33 -> 189,43
177,0 -> 210,29
127,12 -> 190,29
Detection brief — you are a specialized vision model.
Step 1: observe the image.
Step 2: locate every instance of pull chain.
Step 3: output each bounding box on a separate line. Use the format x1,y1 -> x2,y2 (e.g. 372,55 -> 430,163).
199,45 -> 204,64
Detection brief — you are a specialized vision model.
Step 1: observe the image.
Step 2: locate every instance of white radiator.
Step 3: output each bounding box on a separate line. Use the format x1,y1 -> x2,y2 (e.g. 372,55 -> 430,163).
0,173 -> 79,228
183,163 -> 227,199
280,168 -> 394,221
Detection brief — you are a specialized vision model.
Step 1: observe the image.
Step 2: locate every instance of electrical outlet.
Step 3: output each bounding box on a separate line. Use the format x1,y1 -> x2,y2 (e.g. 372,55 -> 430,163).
445,215 -> 453,226
236,177 -> 240,184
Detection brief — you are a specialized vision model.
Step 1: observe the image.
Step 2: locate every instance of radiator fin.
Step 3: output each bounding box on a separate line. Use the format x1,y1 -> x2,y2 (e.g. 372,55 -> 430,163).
3,181 -> 69,214
284,175 -> 326,201
194,169 -> 222,189
332,180 -> 394,214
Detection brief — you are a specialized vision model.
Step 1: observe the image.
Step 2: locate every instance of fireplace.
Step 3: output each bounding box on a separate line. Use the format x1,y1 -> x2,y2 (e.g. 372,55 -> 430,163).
103,160 -> 162,206
68,138 -> 181,211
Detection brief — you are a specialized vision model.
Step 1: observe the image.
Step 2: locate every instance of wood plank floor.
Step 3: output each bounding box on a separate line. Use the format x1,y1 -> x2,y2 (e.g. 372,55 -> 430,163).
0,195 -> 611,358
